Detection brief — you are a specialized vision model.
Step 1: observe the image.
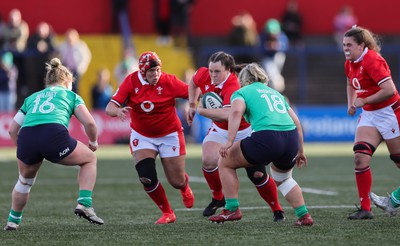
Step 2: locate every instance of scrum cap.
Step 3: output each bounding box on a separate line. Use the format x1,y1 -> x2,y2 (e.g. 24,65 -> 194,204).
139,51 -> 162,78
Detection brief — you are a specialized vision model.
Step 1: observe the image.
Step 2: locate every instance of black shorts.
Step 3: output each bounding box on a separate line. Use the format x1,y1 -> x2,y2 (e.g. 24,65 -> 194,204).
17,123 -> 78,165
240,129 -> 299,171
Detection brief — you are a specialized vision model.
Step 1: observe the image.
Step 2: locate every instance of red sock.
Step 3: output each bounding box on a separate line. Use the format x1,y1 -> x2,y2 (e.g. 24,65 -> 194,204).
255,175 -> 283,212
202,167 -> 224,200
145,182 -> 172,214
355,166 -> 372,211
180,173 -> 189,193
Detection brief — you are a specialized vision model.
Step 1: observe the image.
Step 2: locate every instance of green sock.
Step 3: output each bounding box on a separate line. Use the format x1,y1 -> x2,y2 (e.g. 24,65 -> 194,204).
225,198 -> 240,212
294,204 -> 308,218
391,188 -> 400,208
8,209 -> 23,224
77,190 -> 93,208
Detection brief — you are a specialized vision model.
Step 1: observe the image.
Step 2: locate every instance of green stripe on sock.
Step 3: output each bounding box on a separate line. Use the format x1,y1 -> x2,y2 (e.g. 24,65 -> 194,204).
77,190 -> 93,208
294,204 -> 308,218
391,188 -> 400,208
8,209 -> 23,224
225,198 -> 240,212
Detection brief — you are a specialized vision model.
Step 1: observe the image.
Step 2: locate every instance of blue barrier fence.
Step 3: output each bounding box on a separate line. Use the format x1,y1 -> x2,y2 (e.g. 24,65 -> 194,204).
191,105 -> 361,143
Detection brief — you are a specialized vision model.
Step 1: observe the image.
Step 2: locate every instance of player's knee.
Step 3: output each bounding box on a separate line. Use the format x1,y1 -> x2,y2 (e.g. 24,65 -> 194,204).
135,158 -> 158,188
246,170 -> 266,185
202,156 -> 218,170
353,141 -> 376,156
14,174 -> 36,193
270,167 -> 297,196
278,177 -> 298,196
390,154 -> 400,167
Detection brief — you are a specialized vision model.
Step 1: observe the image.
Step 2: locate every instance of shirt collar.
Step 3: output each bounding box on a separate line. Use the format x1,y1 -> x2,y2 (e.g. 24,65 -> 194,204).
354,47 -> 368,63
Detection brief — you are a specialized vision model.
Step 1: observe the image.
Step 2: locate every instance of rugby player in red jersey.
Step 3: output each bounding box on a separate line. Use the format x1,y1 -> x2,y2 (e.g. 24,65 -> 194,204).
187,51 -> 285,221
344,26 -> 400,219
105,51 -> 194,224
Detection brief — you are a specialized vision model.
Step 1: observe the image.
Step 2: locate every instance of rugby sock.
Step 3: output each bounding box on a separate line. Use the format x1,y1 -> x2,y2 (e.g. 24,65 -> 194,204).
8,209 -> 23,224
225,198 -> 240,212
202,167 -> 224,200
146,182 -> 173,214
255,175 -> 283,212
391,188 -> 400,208
77,190 -> 93,208
180,173 -> 190,193
294,204 -> 308,218
355,166 -> 372,211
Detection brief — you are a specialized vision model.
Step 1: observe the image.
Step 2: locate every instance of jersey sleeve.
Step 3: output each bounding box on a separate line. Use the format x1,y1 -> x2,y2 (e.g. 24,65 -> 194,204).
74,94 -> 85,109
192,67 -> 208,88
231,89 -> 244,103
170,74 -> 189,99
364,54 -> 391,84
111,73 -> 134,106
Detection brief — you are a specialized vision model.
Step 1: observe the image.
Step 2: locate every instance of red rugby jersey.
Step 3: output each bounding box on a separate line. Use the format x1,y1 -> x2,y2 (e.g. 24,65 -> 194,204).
345,49 -> 400,111
193,67 -> 250,130
111,71 -> 188,137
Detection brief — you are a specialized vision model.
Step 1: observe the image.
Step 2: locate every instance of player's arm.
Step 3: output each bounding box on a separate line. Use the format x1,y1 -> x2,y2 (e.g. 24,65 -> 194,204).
197,106 -> 230,122
8,111 -> 25,145
288,108 -> 307,168
74,104 -> 98,151
220,99 -> 244,158
354,78 -> 396,108
347,78 -> 357,116
187,78 -> 201,125
105,101 -> 132,122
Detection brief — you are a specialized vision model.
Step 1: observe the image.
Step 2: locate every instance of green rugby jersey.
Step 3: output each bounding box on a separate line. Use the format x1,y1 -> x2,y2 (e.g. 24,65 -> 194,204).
19,86 -> 85,128
231,82 -> 295,131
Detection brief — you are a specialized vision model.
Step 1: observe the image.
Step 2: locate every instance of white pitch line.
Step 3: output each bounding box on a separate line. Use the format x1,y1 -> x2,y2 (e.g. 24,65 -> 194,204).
175,205 -> 356,212
189,176 -> 338,196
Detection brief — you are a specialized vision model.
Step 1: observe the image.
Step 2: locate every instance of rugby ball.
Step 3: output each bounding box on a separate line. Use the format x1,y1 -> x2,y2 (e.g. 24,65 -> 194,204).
201,92 -> 223,109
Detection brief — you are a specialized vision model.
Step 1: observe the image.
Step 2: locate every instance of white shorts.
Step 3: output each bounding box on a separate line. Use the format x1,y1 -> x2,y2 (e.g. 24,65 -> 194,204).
358,104 -> 400,140
129,129 -> 186,158
203,123 -> 253,144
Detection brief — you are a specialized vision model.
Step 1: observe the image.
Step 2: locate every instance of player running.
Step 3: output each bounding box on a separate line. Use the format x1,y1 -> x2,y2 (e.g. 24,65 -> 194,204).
105,51 -> 194,224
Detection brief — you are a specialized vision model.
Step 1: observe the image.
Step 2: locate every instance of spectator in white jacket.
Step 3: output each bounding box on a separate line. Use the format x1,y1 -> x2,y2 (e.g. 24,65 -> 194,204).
57,28 -> 91,94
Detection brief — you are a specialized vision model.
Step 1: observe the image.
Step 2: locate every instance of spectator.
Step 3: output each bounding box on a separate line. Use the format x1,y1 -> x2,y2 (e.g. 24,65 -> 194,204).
0,9 -> 29,52
281,0 -> 303,49
259,18 -> 289,93
111,0 -> 129,33
170,0 -> 195,48
228,11 -> 259,63
154,0 -> 172,46
0,52 -> 18,112
26,22 -> 57,91
114,47 -> 138,85
91,68 -> 113,110
57,28 -> 92,94
333,5 -> 357,48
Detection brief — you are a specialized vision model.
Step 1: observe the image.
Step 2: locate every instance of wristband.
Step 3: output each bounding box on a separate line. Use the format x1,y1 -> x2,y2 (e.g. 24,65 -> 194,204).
89,140 -> 98,147
363,98 -> 368,104
189,103 -> 196,108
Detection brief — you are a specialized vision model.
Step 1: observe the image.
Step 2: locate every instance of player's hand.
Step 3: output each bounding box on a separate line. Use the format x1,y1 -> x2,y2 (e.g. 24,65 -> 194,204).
118,106 -> 132,121
88,140 -> 98,152
348,105 -> 356,116
219,141 -> 233,158
353,98 -> 366,108
187,108 -> 196,126
295,153 -> 307,168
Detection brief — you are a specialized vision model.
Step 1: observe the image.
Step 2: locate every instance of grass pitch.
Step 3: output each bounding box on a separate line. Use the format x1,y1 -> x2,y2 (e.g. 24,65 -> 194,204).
1,143 -> 400,245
